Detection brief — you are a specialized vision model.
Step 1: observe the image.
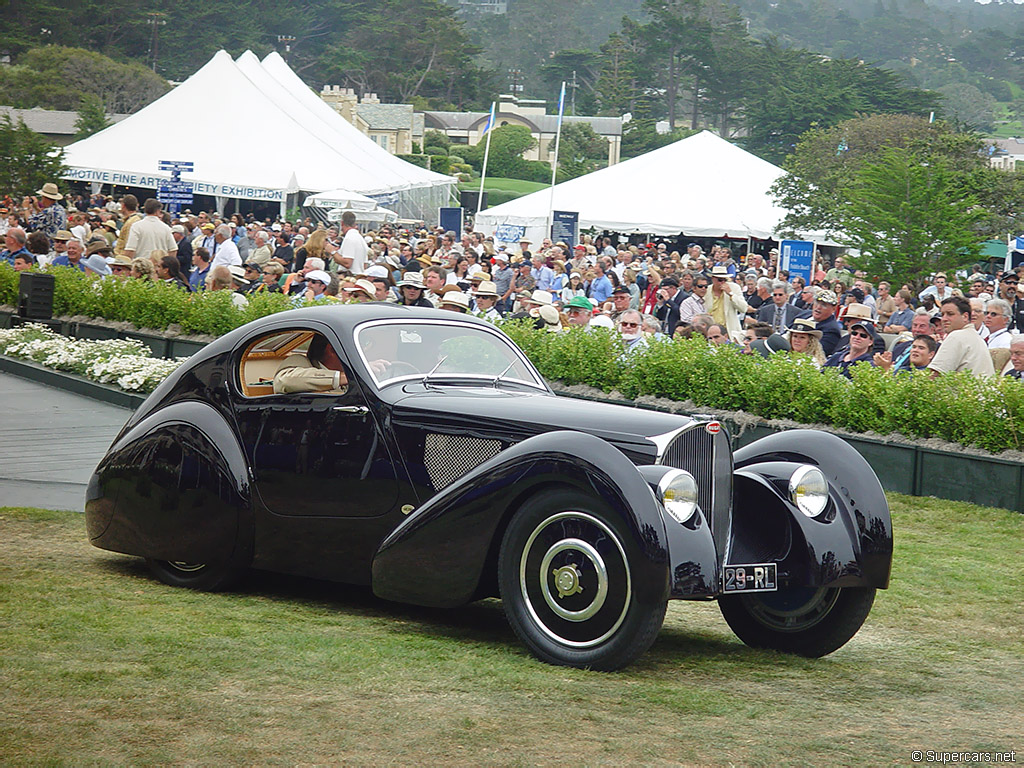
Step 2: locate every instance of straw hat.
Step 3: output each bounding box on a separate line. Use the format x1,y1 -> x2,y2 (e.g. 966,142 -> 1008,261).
439,291 -> 470,311
36,182 -> 63,200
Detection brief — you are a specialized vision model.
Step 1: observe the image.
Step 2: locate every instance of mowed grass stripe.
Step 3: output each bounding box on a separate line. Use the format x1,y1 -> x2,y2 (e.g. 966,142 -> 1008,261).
0,496 -> 1021,765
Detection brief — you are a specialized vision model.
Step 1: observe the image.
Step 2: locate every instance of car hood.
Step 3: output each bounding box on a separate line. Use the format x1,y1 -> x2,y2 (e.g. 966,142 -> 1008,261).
387,385 -> 693,462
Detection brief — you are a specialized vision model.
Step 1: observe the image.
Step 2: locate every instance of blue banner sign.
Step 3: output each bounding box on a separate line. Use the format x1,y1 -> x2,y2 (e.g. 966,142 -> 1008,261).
494,224 -> 526,244
1015,236 -> 1024,251
439,207 -> 463,238
780,240 -> 815,284
551,210 -> 578,247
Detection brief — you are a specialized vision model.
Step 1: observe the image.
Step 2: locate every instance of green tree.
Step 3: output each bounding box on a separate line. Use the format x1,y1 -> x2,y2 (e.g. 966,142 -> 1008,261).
74,93 -> 111,140
554,123 -> 608,181
321,0 -> 487,106
462,125 -> 545,181
839,147 -> 986,290
770,114 -> 1022,242
0,46 -> 169,113
594,33 -> 637,116
0,115 -> 67,199
936,82 -> 996,132
620,118 -> 697,160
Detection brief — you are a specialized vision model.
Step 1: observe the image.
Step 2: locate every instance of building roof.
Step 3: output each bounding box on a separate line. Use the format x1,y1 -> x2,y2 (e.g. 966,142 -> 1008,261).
356,102 -> 414,132
0,106 -> 129,135
424,110 -> 623,137
989,138 -> 1024,156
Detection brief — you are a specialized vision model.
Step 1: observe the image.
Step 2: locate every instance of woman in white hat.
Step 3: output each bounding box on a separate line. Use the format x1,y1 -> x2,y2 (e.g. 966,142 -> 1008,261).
786,317 -> 826,367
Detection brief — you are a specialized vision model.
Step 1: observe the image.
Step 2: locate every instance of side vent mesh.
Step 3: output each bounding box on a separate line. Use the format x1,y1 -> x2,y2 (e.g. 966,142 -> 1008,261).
424,433 -> 502,490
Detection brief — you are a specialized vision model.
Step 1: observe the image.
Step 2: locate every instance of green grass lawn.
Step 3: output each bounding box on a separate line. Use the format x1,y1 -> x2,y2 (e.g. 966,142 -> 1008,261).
1,496 -> 1021,765
458,177 -> 548,196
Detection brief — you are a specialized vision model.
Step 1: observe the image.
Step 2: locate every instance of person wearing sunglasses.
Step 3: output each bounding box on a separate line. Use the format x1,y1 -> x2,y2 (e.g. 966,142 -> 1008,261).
618,310 -> 648,355
823,320 -> 877,379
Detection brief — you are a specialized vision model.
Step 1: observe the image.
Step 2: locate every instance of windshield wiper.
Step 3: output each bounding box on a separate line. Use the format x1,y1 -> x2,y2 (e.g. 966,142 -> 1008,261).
491,361 -> 516,388
420,355 -> 449,388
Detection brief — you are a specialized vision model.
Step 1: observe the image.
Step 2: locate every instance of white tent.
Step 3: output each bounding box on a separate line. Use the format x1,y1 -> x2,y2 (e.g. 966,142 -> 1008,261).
475,131 -> 790,246
302,188 -> 379,212
62,50 -> 453,219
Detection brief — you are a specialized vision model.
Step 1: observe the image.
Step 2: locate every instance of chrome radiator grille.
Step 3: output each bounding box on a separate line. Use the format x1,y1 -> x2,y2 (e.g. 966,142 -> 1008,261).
659,424 -> 733,563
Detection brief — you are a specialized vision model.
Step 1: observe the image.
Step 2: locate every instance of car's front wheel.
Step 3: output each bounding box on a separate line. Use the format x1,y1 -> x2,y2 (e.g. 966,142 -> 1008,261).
718,585 -> 876,657
145,559 -> 243,591
498,489 -> 666,671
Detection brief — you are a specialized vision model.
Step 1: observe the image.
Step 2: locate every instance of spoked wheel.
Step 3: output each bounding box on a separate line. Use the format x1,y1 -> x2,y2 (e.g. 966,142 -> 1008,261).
145,558 -> 243,591
719,585 -> 876,657
498,489 -> 666,671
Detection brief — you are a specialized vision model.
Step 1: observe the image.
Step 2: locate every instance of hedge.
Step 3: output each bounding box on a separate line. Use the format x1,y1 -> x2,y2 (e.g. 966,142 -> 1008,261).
3,264 -> 1023,454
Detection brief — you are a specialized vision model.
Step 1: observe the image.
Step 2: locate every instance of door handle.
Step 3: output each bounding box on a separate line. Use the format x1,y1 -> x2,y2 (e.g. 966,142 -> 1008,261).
332,405 -> 369,414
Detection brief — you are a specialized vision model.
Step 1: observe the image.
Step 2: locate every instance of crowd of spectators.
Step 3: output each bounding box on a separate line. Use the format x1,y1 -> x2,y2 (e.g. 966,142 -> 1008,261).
2,182 -> 1021,381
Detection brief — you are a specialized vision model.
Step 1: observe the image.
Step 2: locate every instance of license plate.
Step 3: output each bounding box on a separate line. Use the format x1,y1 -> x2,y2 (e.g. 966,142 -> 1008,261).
723,563 -> 777,593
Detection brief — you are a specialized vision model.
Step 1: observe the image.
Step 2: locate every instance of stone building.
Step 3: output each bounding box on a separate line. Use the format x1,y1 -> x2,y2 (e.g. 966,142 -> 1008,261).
423,94 -> 623,167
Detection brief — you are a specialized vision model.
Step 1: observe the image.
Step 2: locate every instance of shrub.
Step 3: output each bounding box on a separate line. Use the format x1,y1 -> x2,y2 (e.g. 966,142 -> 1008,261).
429,155 -> 451,174
397,153 -> 430,169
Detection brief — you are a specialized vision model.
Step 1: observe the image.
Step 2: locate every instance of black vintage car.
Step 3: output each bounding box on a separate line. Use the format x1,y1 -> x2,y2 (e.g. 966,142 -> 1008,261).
86,304 -> 892,670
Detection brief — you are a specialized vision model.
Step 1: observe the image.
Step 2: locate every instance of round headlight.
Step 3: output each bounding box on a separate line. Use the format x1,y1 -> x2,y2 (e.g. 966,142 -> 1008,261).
789,465 -> 829,518
658,470 -> 698,524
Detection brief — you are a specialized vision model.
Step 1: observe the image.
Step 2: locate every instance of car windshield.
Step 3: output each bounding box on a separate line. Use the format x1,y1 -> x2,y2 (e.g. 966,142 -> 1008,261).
355,320 -> 544,389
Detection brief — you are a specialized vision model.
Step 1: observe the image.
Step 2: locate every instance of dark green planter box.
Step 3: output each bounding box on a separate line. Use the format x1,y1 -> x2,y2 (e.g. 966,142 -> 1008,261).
843,437 -> 918,496
916,448 -> 1022,511
169,338 -> 207,358
12,316 -> 66,334
73,321 -> 121,341
122,330 -> 171,359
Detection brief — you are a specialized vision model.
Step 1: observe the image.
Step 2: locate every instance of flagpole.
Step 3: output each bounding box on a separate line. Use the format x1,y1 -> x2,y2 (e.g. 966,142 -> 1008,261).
547,82 -> 566,240
477,101 -> 496,212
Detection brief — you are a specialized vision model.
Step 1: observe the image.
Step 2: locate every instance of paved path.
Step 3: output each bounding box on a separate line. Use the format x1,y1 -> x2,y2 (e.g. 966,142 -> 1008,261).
0,372 -> 130,511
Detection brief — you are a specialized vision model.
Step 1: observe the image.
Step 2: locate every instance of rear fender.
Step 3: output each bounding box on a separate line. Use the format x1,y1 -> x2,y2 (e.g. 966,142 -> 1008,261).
85,401 -> 253,567
372,431 -> 671,608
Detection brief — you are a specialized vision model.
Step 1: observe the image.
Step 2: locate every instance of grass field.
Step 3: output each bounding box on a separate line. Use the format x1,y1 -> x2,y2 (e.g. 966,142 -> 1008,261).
1,496 -> 1022,765
458,177 -> 548,196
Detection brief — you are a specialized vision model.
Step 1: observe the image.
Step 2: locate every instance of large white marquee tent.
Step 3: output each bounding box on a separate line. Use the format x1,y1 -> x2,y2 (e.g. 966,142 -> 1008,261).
475,131 -> 791,246
61,50 -> 454,220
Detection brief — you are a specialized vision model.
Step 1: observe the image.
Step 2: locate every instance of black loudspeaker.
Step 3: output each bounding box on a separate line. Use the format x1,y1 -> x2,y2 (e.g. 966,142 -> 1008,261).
460,190 -> 488,214
18,272 -> 55,319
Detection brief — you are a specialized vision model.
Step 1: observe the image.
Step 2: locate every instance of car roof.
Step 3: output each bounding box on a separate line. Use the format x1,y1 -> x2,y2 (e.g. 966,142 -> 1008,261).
196,302 -> 500,361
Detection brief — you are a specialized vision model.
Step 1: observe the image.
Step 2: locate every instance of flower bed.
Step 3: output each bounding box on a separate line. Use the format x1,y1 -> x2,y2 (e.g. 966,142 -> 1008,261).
0,324 -> 183,393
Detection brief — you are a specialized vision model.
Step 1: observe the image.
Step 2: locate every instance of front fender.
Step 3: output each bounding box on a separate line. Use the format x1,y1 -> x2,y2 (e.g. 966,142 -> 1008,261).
85,401 -> 253,567
732,429 -> 892,589
371,431 -> 671,608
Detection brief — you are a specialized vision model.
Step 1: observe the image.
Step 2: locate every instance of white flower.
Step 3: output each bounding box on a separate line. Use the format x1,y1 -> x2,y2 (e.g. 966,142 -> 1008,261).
0,324 -> 188,393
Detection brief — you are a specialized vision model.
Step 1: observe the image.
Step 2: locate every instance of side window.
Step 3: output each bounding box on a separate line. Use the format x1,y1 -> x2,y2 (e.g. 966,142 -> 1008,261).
238,330 -> 351,398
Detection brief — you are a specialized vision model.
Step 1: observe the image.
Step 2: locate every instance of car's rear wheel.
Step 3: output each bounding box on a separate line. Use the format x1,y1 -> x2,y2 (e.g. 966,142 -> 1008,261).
498,489 -> 666,671
718,585 -> 876,657
145,559 -> 243,591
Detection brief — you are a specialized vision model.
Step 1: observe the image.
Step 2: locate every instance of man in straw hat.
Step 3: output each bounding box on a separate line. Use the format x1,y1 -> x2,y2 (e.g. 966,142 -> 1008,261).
472,280 -> 502,321
439,291 -> 470,313
26,182 -> 67,240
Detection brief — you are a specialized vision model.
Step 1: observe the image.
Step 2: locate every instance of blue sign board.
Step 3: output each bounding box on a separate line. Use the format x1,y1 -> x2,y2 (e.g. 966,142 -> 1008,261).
550,210 -> 578,247
1015,236 -> 1024,251
494,224 -> 526,244
780,240 -> 814,284
158,160 -> 195,172
439,207 -> 463,238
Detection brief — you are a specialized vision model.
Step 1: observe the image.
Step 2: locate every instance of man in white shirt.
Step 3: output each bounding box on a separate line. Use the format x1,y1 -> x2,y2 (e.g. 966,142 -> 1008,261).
332,210 -> 368,275
124,198 -> 177,261
984,298 -> 1013,349
928,296 -> 995,378
210,224 -> 242,269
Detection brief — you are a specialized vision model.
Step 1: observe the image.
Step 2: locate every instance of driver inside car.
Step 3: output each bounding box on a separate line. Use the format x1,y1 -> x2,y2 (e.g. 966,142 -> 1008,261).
273,334 -> 349,394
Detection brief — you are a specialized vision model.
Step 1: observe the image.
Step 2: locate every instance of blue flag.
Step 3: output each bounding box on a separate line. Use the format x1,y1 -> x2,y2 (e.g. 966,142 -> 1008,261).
482,102 -> 496,135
